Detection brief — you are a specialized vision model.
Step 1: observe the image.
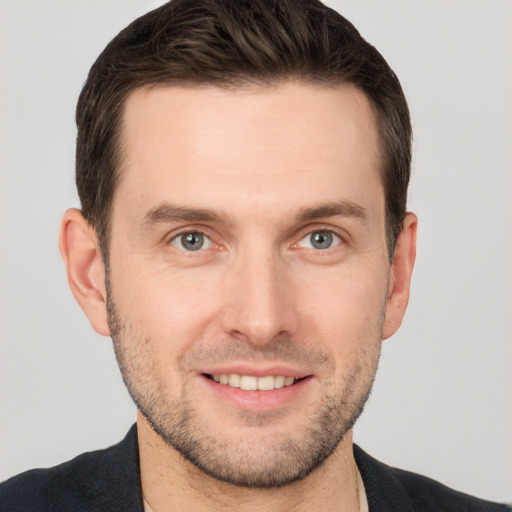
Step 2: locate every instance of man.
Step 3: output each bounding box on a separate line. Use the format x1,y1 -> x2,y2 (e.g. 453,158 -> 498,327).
0,0 -> 509,510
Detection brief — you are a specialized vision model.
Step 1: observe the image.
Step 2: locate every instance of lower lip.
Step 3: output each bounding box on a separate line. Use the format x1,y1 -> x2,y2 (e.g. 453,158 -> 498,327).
199,375 -> 312,411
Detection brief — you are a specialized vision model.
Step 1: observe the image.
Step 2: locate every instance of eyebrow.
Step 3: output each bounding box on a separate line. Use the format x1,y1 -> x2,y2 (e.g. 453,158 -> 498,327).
140,199 -> 367,233
140,203 -> 225,232
296,200 -> 367,223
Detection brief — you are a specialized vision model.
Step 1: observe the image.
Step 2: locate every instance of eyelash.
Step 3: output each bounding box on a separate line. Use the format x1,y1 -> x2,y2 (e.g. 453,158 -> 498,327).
169,230 -> 214,252
296,230 -> 343,250
168,227 -> 345,253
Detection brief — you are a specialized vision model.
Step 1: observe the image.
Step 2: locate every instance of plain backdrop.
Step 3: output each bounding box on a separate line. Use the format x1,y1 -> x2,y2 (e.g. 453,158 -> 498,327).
1,0 -> 511,503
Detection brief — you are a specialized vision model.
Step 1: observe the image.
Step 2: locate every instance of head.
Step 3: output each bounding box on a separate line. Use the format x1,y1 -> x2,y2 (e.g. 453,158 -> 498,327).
75,0 -> 411,261
61,0 -> 417,490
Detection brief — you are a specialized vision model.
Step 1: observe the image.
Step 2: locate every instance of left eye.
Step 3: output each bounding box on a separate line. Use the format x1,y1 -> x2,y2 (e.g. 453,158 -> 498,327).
170,232 -> 213,251
297,230 -> 342,250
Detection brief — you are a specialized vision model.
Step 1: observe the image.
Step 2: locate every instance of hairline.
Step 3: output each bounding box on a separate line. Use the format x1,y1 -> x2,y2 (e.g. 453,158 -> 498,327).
97,77 -> 397,263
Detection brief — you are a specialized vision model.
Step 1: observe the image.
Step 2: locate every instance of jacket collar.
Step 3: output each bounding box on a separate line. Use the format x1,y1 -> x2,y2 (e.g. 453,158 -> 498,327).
79,424 -> 144,512
87,425 -> 419,512
354,444 -> 418,512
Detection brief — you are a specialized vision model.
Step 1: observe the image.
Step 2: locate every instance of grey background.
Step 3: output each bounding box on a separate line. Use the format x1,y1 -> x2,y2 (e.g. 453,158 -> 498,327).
1,0 -> 511,502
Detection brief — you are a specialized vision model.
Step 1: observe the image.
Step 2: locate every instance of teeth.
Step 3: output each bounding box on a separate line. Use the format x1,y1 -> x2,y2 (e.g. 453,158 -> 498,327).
228,374 -> 240,388
274,376 -> 285,389
257,375 -> 274,391
284,376 -> 295,386
210,374 -> 298,391
240,375 -> 257,390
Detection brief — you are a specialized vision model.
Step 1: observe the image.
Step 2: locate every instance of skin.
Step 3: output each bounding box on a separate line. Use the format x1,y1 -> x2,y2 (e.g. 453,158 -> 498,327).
60,82 -> 417,512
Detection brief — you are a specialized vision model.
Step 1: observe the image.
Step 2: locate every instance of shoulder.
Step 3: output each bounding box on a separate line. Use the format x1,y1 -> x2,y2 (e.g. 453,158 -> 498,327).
0,449 -> 112,512
384,465 -> 511,512
0,425 -> 142,512
353,445 -> 511,512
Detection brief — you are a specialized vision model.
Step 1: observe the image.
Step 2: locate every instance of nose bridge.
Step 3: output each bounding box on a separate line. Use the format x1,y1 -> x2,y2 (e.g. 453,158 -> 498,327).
221,243 -> 295,346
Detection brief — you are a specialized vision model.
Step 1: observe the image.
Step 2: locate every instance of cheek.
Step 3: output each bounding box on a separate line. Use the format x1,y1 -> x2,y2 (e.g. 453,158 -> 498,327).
110,262 -> 224,352
296,266 -> 388,353
302,263 -> 387,311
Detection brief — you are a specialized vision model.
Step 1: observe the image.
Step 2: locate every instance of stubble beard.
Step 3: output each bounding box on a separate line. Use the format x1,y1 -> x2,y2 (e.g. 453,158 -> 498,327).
106,283 -> 382,488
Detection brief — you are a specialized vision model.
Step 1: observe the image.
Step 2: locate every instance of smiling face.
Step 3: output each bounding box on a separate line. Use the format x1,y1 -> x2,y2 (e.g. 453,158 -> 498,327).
88,82 -> 413,487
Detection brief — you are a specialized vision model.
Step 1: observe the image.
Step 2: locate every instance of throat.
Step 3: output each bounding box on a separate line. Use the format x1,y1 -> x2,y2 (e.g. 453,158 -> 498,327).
138,412 -> 360,512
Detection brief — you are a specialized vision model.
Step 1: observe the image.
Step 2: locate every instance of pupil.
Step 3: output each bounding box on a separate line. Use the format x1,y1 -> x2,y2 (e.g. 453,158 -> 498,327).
311,231 -> 332,249
183,232 -> 204,250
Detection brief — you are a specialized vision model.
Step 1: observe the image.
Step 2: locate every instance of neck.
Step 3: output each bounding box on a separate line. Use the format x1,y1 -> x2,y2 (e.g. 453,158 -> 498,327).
137,414 -> 360,512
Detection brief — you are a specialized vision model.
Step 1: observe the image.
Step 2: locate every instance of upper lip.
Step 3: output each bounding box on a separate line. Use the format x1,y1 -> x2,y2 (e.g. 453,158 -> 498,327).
198,364 -> 312,379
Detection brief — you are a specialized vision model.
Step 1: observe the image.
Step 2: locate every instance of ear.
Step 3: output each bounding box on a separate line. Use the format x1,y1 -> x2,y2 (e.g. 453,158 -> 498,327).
382,212 -> 417,340
59,208 -> 110,336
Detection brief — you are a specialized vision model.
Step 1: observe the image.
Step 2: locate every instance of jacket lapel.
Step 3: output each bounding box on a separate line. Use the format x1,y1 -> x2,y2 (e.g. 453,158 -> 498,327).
354,444 -> 418,512
73,424 -> 144,512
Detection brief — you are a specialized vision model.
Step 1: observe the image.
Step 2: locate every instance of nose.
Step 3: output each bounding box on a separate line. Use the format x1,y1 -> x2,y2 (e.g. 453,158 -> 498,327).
220,249 -> 298,347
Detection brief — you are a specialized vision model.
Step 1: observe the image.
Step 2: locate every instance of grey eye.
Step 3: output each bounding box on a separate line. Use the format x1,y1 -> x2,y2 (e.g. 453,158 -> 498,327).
298,230 -> 341,250
310,231 -> 333,249
171,232 -> 212,251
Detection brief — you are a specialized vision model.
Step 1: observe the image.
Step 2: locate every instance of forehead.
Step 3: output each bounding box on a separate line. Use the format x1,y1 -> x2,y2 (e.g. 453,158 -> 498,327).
114,82 -> 383,224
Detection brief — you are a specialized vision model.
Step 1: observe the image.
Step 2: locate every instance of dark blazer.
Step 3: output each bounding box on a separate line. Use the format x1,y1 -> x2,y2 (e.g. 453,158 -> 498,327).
1,425 -> 509,511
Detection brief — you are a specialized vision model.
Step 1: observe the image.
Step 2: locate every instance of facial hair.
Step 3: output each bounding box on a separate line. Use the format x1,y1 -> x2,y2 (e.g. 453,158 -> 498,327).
106,279 -> 382,488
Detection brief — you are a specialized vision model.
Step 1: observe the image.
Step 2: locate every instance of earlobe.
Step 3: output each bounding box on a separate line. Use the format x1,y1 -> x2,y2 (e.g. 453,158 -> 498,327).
59,208 -> 111,336
382,212 -> 417,340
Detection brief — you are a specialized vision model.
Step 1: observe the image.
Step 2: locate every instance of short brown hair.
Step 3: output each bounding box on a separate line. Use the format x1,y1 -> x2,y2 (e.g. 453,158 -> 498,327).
76,0 -> 411,258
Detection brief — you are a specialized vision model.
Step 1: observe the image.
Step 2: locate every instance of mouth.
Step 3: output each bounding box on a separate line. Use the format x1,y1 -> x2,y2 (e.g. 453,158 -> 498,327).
204,373 -> 306,391
200,370 -> 313,411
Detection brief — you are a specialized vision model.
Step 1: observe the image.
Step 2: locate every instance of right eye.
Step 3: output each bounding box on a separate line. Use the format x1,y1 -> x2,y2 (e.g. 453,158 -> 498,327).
169,232 -> 213,251
297,230 -> 342,250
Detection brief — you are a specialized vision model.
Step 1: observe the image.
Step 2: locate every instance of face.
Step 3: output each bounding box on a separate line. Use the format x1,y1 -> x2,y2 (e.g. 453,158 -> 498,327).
107,82 -> 395,487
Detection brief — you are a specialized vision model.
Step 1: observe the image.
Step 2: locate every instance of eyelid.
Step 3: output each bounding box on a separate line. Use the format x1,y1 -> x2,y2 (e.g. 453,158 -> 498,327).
167,228 -> 215,251
164,224 -> 347,252
293,226 -> 346,250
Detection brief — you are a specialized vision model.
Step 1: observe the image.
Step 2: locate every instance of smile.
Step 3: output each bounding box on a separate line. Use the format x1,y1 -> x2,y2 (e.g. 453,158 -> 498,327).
208,374 -> 298,391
